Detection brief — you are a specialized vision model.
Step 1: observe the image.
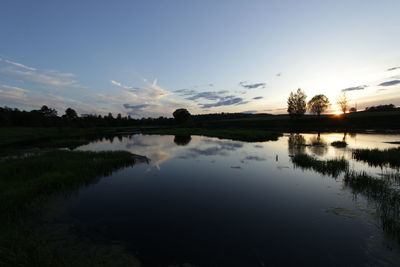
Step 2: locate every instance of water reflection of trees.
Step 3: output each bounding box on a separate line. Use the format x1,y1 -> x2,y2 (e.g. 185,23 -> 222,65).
307,133 -> 328,156
174,135 -> 192,146
288,133 -> 306,155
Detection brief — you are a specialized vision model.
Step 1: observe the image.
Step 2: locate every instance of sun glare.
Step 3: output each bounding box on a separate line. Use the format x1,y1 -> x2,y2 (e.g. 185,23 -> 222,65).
331,110 -> 343,116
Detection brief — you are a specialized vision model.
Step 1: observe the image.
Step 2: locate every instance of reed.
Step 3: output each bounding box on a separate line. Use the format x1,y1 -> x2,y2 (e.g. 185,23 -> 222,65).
291,154 -> 349,177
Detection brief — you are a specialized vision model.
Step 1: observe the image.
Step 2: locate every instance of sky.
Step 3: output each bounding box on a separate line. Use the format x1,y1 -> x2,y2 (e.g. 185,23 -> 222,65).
1,0 -> 400,117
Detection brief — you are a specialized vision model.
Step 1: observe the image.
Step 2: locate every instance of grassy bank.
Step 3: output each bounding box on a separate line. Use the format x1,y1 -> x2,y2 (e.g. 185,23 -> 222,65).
0,150 -> 145,267
291,154 -> 349,177
0,150 -> 145,214
0,127 -> 141,148
352,147 -> 400,168
145,128 -> 283,142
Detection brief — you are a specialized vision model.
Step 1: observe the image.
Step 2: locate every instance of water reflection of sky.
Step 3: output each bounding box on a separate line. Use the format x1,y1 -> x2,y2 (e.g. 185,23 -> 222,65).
70,133 -> 400,266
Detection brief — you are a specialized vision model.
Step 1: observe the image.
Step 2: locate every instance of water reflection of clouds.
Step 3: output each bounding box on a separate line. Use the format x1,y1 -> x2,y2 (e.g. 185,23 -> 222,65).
243,156 -> 266,161
181,140 -> 244,159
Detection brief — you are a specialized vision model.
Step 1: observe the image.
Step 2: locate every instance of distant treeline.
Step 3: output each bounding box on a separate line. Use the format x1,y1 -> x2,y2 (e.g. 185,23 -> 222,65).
0,106 -> 174,127
1,104 -> 398,128
363,104 -> 398,112
0,105 -> 272,127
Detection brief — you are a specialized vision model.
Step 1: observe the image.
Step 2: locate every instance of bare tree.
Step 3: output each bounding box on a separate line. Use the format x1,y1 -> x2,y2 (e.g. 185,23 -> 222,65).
307,94 -> 330,116
337,92 -> 348,115
287,88 -> 307,117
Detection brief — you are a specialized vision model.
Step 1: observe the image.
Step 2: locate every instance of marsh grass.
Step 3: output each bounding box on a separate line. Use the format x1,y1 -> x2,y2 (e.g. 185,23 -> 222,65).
0,150 -> 145,267
344,171 -> 400,241
291,154 -> 349,177
0,150 -> 144,214
331,141 -> 347,147
145,128 -> 282,142
352,147 -> 400,168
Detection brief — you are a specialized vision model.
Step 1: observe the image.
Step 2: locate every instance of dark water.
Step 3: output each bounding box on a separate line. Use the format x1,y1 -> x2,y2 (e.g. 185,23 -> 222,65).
57,133 -> 400,266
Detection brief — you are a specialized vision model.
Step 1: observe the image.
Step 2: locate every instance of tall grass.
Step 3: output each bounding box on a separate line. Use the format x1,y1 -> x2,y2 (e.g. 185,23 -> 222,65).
0,150 -> 145,267
344,171 -> 400,242
0,150 -> 145,214
291,154 -> 349,177
352,147 -> 400,168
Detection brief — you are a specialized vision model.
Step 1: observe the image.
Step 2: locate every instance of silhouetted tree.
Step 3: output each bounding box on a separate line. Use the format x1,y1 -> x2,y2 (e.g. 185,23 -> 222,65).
349,107 -> 357,113
64,108 -> 78,119
307,94 -> 329,116
337,93 -> 348,115
287,88 -> 307,117
173,108 -> 191,123
39,105 -> 57,117
365,104 -> 397,112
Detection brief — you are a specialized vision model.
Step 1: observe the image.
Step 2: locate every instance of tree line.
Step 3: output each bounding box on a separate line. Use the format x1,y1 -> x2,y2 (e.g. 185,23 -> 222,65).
0,105 -> 175,127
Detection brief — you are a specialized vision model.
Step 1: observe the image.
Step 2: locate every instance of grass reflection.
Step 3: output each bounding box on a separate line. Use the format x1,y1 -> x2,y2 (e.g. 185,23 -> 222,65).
291,154 -> 349,177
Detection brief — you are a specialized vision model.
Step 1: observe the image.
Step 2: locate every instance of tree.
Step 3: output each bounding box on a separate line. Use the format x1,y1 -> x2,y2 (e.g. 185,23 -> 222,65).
337,93 -> 348,115
307,94 -> 329,116
64,107 -> 78,119
173,108 -> 191,123
287,88 -> 307,117
349,107 -> 357,113
39,105 -> 57,117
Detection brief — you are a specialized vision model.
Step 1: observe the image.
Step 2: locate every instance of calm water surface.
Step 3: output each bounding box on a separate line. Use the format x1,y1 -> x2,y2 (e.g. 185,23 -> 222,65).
57,133 -> 400,266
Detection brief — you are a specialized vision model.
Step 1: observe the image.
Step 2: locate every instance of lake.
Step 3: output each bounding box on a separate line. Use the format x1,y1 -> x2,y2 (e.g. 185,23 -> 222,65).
52,133 -> 400,266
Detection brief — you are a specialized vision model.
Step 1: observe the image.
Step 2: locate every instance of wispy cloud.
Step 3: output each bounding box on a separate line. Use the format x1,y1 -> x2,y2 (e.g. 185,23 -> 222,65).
111,79 -> 170,99
173,89 -> 197,96
239,81 -> 266,89
341,85 -> 368,92
253,96 -> 263,100
123,103 -> 152,115
387,67 -> 400,71
186,91 -> 230,101
0,57 -> 84,88
0,84 -> 29,101
379,80 -> 400,87
200,97 -> 247,108
0,57 -> 36,71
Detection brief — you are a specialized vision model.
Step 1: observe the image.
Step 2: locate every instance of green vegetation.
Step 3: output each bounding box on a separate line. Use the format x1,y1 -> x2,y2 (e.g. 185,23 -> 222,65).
173,108 -> 191,123
0,150 -> 145,267
331,141 -> 347,147
0,150 -> 144,214
352,147 -> 400,168
344,171 -> 400,242
307,94 -> 330,116
291,154 -> 349,177
0,127 -> 132,148
145,128 -> 283,142
287,88 -> 307,117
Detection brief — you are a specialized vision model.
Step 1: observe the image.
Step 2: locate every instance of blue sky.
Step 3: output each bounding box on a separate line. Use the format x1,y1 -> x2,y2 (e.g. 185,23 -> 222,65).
1,0 -> 399,117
